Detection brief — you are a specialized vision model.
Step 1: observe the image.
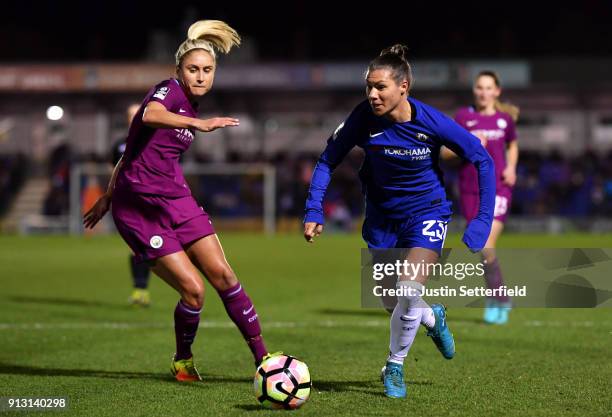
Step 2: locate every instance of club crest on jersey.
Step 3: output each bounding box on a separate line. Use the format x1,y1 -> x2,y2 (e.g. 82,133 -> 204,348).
416,132 -> 429,141
150,235 -> 163,249
497,118 -> 508,129
153,86 -> 169,100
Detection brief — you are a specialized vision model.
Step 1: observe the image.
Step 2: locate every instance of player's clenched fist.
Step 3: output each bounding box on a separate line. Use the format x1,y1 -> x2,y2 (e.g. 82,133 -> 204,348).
303,222 -> 324,243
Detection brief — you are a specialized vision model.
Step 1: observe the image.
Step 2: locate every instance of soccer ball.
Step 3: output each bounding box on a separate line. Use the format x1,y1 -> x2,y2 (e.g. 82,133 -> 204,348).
254,354 -> 311,410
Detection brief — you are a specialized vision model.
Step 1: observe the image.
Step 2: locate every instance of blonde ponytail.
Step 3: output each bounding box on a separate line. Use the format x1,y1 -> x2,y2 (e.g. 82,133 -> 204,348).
175,20 -> 241,65
494,101 -> 520,122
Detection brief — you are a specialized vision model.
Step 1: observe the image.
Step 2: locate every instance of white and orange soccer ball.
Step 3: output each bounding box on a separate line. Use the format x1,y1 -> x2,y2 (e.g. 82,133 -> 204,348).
254,354 -> 311,410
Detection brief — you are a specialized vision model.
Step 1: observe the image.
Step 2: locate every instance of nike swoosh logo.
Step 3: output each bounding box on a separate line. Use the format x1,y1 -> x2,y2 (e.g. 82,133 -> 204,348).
179,109 -> 187,113
429,237 -> 441,242
466,120 -> 477,127
242,305 -> 254,315
369,132 -> 384,137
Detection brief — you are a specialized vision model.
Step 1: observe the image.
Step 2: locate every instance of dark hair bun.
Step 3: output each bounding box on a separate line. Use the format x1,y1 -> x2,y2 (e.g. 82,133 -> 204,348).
381,44 -> 409,62
368,44 -> 413,89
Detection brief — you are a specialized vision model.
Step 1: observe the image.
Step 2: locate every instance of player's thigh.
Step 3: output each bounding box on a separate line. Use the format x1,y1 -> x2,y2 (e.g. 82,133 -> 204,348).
150,251 -> 204,299
374,246 -> 438,311
396,215 -> 448,284
400,247 -> 440,285
184,234 -> 238,291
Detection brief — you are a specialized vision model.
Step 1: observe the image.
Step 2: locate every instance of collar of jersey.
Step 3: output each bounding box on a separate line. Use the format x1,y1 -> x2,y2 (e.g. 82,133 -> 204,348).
172,78 -> 199,112
378,98 -> 419,127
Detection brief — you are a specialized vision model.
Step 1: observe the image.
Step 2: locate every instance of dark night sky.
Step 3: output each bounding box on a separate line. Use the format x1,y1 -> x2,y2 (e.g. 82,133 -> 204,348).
2,1 -> 611,62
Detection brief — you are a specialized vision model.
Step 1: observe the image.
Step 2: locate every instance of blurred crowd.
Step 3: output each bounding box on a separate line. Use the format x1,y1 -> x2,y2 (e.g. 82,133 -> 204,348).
300,149 -> 612,229
3,146 -> 609,225
0,154 -> 27,216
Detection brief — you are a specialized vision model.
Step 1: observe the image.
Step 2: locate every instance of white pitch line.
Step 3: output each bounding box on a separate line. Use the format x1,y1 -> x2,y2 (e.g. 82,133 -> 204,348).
0,321 -> 389,331
523,320 -> 611,327
0,320 -> 609,331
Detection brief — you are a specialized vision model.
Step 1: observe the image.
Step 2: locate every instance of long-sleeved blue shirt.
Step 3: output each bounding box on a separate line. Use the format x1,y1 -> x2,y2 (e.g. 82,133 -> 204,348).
304,97 -> 496,248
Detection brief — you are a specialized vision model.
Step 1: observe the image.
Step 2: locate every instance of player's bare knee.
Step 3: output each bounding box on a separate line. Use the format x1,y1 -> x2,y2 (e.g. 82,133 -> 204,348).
182,293 -> 203,310
216,265 -> 238,291
208,263 -> 238,291
482,249 -> 497,264
181,279 -> 204,309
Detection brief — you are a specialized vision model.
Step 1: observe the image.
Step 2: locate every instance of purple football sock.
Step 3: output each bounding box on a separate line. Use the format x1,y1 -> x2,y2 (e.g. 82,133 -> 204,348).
484,258 -> 510,302
218,282 -> 268,363
174,300 -> 201,360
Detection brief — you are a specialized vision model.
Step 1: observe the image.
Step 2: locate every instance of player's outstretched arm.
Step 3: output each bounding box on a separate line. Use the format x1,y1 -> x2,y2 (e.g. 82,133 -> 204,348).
441,133 -> 487,160
142,101 -> 239,133
303,102 -> 367,238
303,222 -> 324,243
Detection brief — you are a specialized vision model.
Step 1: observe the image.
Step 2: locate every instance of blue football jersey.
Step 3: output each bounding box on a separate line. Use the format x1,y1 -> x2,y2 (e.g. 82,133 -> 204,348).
304,97 -> 496,250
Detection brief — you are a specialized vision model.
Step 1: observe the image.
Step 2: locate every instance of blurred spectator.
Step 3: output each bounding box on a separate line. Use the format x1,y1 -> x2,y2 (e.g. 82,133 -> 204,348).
51,148 -> 612,222
43,142 -> 72,216
0,153 -> 28,216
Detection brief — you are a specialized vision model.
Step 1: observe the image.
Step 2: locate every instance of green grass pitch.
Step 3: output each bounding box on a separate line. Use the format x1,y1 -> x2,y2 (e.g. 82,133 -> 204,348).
0,233 -> 610,416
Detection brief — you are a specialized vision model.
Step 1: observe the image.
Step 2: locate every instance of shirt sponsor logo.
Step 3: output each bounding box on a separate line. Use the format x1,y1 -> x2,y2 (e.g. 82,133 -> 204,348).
150,235 -> 164,249
153,86 -> 169,100
174,128 -> 195,144
384,147 -> 431,160
470,129 -> 505,141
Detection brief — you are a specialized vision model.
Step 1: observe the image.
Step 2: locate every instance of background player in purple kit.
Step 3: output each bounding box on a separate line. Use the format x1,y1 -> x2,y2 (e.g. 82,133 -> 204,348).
110,103 -> 153,307
83,20 -> 273,381
444,70 -> 519,324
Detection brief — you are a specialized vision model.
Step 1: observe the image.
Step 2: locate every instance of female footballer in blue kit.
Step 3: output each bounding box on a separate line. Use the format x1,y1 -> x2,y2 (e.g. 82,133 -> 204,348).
303,45 -> 496,398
